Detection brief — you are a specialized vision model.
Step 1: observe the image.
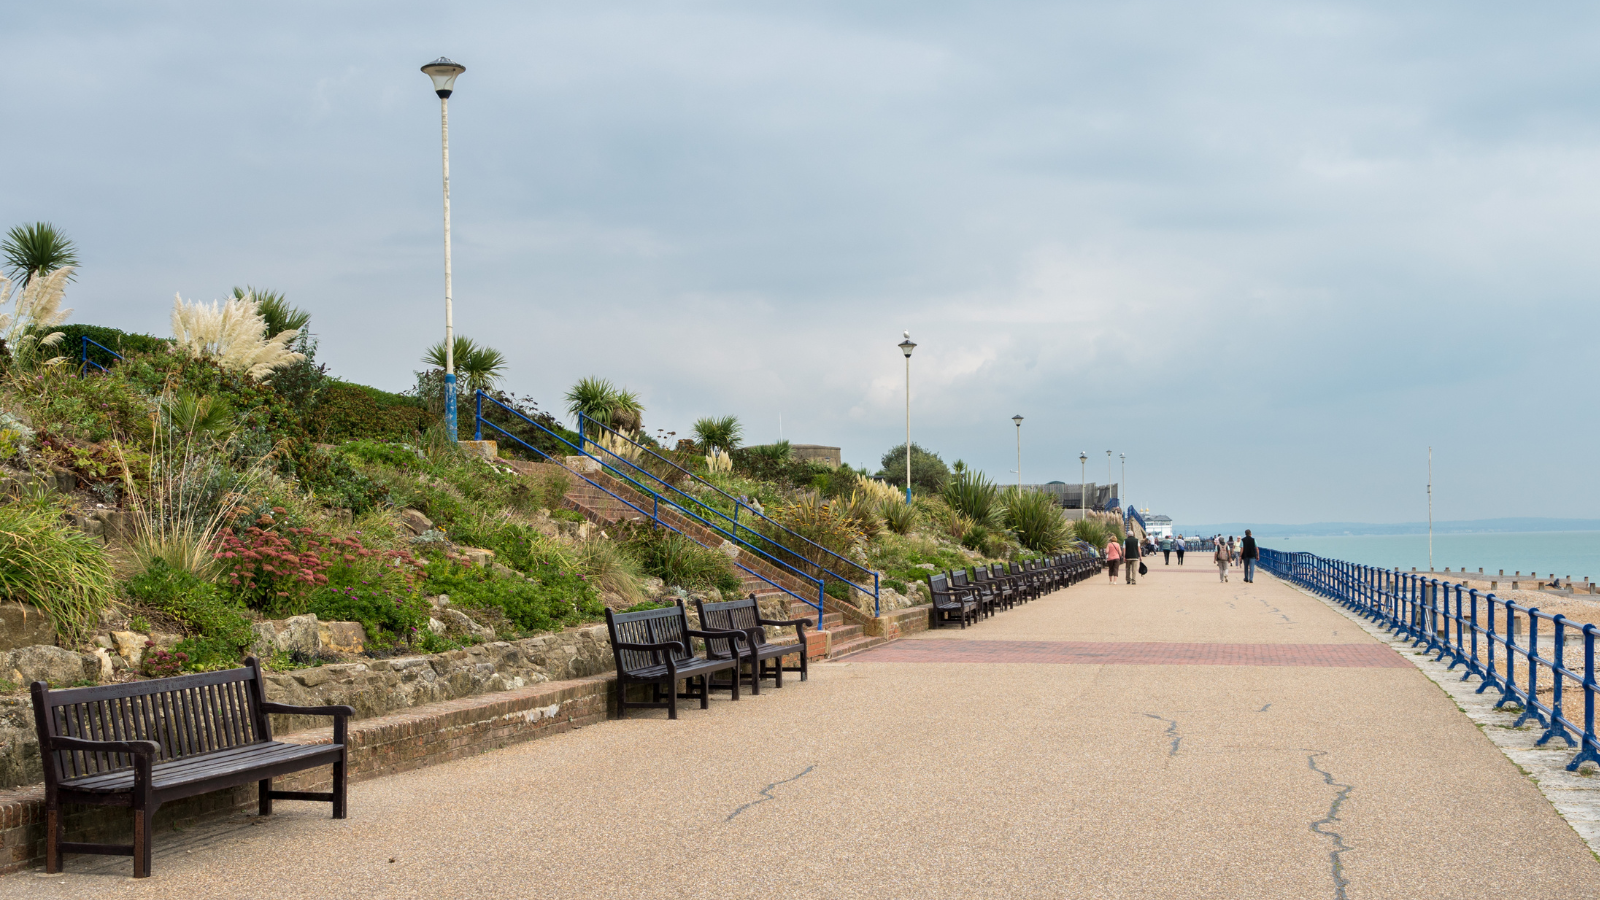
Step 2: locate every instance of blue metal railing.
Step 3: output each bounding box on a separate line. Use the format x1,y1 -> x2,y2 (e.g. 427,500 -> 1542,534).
1261,548 -> 1600,774
568,413 -> 881,615
80,336 -> 122,376
471,392 -> 827,627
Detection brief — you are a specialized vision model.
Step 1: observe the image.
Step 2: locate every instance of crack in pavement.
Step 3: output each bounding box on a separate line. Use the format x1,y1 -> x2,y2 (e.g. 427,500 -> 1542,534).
1259,703 -> 1272,713
1306,751 -> 1353,900
726,766 -> 815,821
1143,713 -> 1181,756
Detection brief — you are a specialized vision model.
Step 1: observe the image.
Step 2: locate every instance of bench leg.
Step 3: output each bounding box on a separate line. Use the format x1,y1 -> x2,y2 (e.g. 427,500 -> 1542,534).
259,777 -> 273,816
798,648 -> 808,682
333,751 -> 348,819
615,680 -> 627,719
730,667 -> 740,701
774,657 -> 783,689
699,675 -> 710,709
132,802 -> 155,878
667,679 -> 678,720
44,807 -> 60,874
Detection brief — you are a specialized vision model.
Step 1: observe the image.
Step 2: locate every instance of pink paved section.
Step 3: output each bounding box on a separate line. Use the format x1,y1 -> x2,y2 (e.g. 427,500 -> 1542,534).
849,638 -> 1411,668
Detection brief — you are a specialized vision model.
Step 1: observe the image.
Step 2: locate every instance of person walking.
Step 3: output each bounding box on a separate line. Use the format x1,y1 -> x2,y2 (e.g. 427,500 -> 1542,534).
1214,537 -> 1231,582
1241,529 -> 1259,583
1160,536 -> 1173,565
1105,536 -> 1122,583
1175,534 -> 1186,565
1124,530 -> 1142,585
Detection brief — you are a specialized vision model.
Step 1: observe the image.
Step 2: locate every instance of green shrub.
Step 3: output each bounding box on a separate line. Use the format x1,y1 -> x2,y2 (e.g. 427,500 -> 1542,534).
621,527 -> 740,596
308,584 -> 430,646
0,496 -> 116,643
127,559 -> 255,669
942,470 -> 1005,529
310,381 -> 429,443
876,443 -> 950,495
421,557 -> 602,634
50,324 -> 170,372
297,448 -> 390,515
8,365 -> 151,444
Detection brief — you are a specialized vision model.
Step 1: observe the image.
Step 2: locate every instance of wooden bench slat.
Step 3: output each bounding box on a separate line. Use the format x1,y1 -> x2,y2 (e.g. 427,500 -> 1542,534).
62,742 -> 336,793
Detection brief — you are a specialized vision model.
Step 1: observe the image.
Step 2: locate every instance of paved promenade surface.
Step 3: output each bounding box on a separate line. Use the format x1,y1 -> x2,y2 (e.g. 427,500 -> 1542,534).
10,566 -> 1600,899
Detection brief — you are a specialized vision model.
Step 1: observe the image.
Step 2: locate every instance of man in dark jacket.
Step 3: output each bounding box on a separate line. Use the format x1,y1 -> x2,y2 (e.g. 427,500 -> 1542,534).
1124,531 -> 1141,584
1241,530 -> 1259,583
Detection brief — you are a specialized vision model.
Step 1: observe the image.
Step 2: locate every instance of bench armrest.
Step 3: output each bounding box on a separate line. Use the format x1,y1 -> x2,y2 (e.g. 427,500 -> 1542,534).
614,640 -> 687,655
48,736 -> 159,758
688,629 -> 748,649
259,702 -> 355,718
260,702 -> 356,744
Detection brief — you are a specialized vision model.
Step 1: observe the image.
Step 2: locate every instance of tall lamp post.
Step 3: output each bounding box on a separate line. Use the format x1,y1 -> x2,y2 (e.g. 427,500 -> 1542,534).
1106,451 -> 1113,510
899,332 -> 917,504
1012,415 -> 1024,488
1079,451 -> 1088,522
422,56 -> 466,441
1120,452 -> 1126,506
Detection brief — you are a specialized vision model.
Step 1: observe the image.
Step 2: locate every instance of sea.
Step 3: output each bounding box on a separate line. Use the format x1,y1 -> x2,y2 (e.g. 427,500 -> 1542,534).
1234,531 -> 1600,581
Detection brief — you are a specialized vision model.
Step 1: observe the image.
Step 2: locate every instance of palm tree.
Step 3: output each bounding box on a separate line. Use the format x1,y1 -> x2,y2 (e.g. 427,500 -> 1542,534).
422,336 -> 507,393
231,287 -> 310,337
2,222 -> 78,287
692,415 -> 743,453
565,376 -> 645,435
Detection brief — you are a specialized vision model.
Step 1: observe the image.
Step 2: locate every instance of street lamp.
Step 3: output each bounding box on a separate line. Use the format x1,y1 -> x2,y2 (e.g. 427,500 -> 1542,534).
1120,452 -> 1126,506
1012,415 -> 1024,488
422,56 -> 466,442
899,332 -> 917,504
1106,451 -> 1112,509
1079,451 -> 1088,522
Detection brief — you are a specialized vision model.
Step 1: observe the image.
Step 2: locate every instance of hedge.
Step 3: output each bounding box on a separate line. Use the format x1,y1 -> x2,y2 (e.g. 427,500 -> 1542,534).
310,381 -> 430,443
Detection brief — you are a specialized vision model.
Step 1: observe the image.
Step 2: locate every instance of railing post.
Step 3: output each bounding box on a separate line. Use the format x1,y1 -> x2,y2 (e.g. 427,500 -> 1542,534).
474,390 -> 482,441
1568,625 -> 1600,772
1464,588 -> 1481,682
874,571 -> 880,618
1538,616 -> 1577,748
1479,593 -> 1502,695
1516,609 -> 1549,728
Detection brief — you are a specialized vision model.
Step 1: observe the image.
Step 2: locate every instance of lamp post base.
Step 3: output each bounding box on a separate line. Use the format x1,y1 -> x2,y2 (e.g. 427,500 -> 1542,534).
444,372 -> 458,442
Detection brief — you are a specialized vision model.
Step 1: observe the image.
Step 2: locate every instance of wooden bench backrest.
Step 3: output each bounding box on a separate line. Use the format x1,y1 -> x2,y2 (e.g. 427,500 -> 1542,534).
31,662 -> 268,781
696,597 -> 761,656
972,567 -> 991,584
951,569 -> 971,589
605,602 -> 697,673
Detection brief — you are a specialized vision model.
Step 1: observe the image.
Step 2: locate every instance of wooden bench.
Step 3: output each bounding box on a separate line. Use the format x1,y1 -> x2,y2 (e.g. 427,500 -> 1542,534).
694,595 -> 810,693
605,600 -> 748,719
928,573 -> 979,629
971,566 -> 1016,612
31,658 -> 353,878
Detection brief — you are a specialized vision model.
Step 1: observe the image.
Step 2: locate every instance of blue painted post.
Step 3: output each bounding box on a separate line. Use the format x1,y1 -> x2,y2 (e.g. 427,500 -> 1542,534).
578,412 -> 587,455
874,571 -> 880,618
1569,625 -> 1600,772
1479,593 -> 1502,696
474,390 -> 482,441
1538,616 -> 1577,748
1465,588 -> 1481,682
445,372 -> 458,442
817,582 -> 826,630
1516,610 -> 1548,728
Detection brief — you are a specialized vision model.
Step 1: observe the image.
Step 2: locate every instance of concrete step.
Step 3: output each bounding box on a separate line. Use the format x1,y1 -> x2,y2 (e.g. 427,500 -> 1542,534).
827,624 -> 864,643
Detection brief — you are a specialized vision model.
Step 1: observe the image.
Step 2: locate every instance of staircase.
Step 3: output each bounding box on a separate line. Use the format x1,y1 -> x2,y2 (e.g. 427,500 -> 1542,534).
786,600 -> 886,659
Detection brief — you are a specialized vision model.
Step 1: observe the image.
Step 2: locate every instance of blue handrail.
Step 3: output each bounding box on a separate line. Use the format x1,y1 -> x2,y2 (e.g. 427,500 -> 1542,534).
570,414 -> 881,613
80,336 -> 123,376
1261,547 -> 1600,774
472,392 -> 827,627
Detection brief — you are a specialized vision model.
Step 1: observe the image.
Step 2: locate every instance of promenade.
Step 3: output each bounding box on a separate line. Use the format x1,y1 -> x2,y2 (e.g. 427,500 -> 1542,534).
11,565 -> 1600,899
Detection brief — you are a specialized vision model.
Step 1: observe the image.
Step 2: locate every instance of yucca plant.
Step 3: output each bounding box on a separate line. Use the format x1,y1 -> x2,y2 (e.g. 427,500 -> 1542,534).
231,287 -> 311,337
879,498 -> 917,535
1004,487 -> 1070,553
691,415 -> 743,453
2,222 -> 78,288
423,335 -> 508,393
565,376 -> 645,436
0,495 -> 116,644
942,469 -> 1005,530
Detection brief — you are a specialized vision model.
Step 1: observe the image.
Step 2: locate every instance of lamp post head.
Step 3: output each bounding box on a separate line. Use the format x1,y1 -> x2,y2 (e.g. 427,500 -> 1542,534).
422,57 -> 466,98
1079,452 -> 1087,464
1012,415 -> 1024,427
899,331 -> 916,358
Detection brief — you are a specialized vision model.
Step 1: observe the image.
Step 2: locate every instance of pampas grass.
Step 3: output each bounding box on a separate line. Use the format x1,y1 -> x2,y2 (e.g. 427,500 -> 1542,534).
171,292 -> 305,380
0,266 -> 73,370
0,495 -> 116,644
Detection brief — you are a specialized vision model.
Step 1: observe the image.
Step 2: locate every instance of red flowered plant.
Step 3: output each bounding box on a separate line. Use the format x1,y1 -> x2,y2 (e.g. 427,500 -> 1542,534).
214,524 -> 425,614
141,642 -> 188,678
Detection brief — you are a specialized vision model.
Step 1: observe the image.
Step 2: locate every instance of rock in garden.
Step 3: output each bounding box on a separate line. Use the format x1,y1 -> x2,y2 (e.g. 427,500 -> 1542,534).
272,615 -> 321,655
317,621 -> 366,654
6,646 -> 94,687
458,547 -> 495,568
250,622 -> 277,657
111,631 -> 148,667
0,603 -> 55,653
717,540 -> 740,559
398,508 -> 435,535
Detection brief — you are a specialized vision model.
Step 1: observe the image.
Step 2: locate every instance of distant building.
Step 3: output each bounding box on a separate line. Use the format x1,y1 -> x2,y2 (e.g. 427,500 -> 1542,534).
1023,482 -> 1119,511
1143,514 -> 1173,539
790,444 -> 841,467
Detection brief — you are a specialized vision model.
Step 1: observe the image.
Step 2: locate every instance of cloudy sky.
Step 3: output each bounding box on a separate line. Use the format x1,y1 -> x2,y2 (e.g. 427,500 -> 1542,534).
6,2 -> 1599,527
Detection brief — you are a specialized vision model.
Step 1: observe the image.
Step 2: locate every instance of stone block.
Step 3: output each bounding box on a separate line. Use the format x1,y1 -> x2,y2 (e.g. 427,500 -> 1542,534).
458,547 -> 495,568
5,646 -> 93,687
272,615 -> 321,655
0,605 -> 53,654
110,631 -> 148,667
459,440 -> 497,460
564,455 -> 601,474
398,508 -> 434,535
317,621 -> 366,654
